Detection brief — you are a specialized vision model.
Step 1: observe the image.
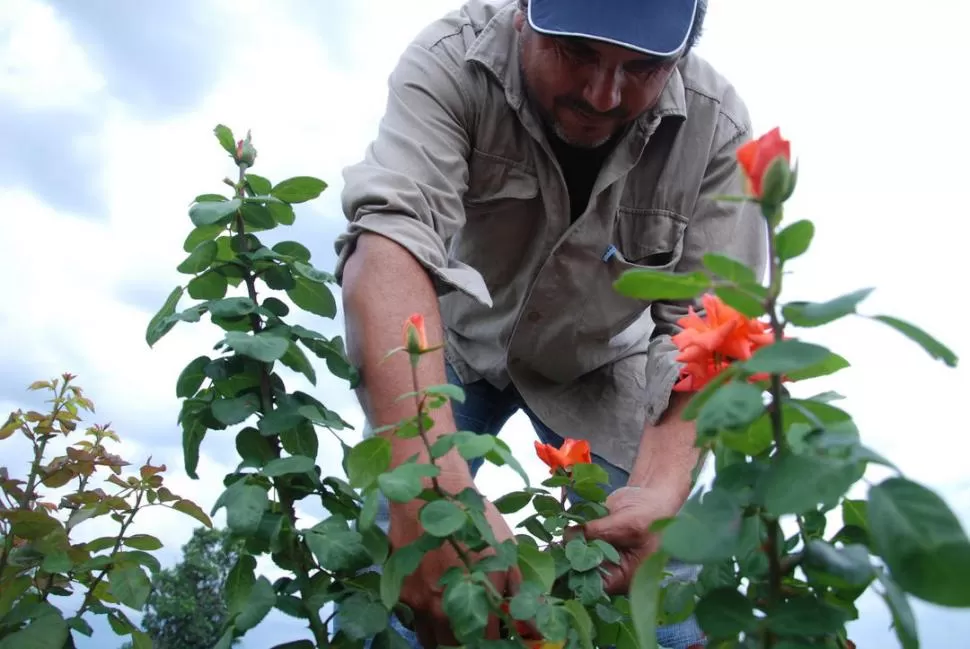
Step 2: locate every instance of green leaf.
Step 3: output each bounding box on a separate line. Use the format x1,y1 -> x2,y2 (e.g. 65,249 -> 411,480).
291,260 -> 334,283
225,554 -> 256,616
378,462 -> 439,503
494,491 -> 533,514
271,176 -> 328,203
280,340 -> 317,385
803,540 -> 874,588
713,285 -> 765,318
613,269 -> 711,300
565,538 -> 605,572
176,355 -> 210,398
240,202 -> 276,230
564,599 -> 595,649
876,570 -> 919,649
868,477 -> 970,606
423,383 -> 466,404
180,416 -> 206,480
268,201 -> 295,225
869,315 -> 958,368
146,286 -> 183,347
702,252 -> 757,284
211,394 -> 260,426
108,564 -> 152,609
224,331 -> 290,363
226,483 -> 268,535
420,500 -> 468,537
759,455 -> 862,516
784,351 -> 850,381
305,517 -> 372,573
775,219 -> 814,261
682,365 -> 738,421
177,240 -> 218,274
123,534 -> 163,551
7,510 -> 59,538
694,587 -> 756,638
286,276 -> 337,318
783,288 -> 874,327
765,596 -> 848,636
518,542 -> 556,591
187,270 -> 228,300
246,173 -> 272,195
442,579 -> 489,639
208,297 -> 256,318
695,381 -> 765,437
347,437 -> 392,490
743,339 -> 832,374
235,576 -> 277,633
0,611 -> 68,649
183,222 -> 224,252
273,241 -> 311,262
189,198 -> 241,226
629,549 -> 666,649
214,124 -> 235,155
381,537 -> 437,608
336,592 -> 388,640
263,455 -> 314,477
660,489 -> 743,563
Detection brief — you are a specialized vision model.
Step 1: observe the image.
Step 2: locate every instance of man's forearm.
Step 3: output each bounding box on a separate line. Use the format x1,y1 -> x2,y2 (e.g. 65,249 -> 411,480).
627,391 -> 702,514
340,232 -> 474,485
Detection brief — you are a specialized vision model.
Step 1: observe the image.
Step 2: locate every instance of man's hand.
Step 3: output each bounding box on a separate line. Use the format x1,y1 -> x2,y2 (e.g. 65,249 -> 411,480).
581,486 -> 680,594
390,490 -> 520,648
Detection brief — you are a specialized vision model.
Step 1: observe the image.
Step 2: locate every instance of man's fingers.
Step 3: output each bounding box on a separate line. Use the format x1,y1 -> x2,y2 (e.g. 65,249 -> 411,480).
583,509 -> 641,547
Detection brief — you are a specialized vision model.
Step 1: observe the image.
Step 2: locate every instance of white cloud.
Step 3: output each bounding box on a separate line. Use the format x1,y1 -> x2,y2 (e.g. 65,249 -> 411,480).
0,0 -> 105,110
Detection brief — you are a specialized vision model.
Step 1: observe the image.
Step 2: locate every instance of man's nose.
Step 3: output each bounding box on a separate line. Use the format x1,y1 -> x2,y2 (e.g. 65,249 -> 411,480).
582,66 -> 622,114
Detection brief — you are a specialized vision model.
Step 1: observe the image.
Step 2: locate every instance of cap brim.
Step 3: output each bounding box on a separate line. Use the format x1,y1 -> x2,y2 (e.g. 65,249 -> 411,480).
528,0 -> 698,57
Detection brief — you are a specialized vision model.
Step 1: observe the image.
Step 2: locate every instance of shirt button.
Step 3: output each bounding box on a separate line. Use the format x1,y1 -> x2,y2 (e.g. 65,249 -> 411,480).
526,311 -> 542,323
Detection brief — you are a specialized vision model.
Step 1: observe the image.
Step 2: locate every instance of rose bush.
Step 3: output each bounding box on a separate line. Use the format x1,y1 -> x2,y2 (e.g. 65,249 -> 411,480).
142,124 -> 969,649
0,375 -> 212,648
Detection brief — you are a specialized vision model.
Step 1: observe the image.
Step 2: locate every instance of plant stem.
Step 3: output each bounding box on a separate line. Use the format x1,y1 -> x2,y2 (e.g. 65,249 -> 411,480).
22,381 -> 70,508
76,489 -> 144,618
408,363 -> 478,571
761,207 -> 789,649
232,165 -> 330,648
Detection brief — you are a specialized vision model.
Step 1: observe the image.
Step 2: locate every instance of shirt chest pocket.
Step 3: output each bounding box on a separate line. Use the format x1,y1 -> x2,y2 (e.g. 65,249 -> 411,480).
580,208 -> 689,342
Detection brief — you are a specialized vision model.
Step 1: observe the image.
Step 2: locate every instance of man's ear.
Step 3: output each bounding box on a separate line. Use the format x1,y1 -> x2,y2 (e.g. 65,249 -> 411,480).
513,9 -> 525,32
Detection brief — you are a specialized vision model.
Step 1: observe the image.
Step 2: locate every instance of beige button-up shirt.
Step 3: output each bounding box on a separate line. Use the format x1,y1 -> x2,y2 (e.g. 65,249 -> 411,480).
334,0 -> 767,473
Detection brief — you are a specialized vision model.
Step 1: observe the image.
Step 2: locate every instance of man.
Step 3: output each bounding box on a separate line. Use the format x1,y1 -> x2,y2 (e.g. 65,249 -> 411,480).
334,0 -> 767,647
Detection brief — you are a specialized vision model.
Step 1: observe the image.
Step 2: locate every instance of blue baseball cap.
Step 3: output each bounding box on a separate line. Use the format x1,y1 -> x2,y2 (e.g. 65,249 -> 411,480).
527,0 -> 699,57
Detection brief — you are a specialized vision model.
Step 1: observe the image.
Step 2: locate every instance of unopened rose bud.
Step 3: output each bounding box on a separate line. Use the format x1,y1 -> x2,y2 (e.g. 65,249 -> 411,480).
234,130 -> 257,168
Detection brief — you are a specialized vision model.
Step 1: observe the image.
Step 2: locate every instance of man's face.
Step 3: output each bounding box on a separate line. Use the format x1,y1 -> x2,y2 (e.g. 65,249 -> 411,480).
514,10 -> 679,149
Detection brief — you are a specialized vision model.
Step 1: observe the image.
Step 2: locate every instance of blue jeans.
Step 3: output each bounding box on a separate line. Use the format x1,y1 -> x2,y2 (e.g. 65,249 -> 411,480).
345,364 -> 705,649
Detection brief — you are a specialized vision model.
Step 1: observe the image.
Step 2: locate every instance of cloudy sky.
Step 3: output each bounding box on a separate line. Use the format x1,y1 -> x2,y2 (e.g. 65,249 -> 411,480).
2,0 -> 968,647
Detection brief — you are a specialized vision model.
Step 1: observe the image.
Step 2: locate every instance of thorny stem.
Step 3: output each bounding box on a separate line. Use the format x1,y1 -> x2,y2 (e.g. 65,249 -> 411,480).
233,165 -> 330,647
761,206 -> 788,649
409,362 -> 475,571
76,489 -> 144,618
22,380 -> 71,508
407,360 -> 527,642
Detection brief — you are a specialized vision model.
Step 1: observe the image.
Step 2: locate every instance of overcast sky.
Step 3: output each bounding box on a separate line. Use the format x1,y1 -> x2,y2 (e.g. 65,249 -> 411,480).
1,0 -> 968,647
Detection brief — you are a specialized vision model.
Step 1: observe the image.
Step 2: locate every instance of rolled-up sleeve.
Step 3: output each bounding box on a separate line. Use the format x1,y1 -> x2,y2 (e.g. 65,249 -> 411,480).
643,98 -> 769,424
334,40 -> 492,307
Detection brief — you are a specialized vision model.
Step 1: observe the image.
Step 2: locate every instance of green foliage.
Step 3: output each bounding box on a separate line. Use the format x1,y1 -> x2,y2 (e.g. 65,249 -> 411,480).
148,124 -> 969,649
0,375 -> 210,648
613,144 -> 967,649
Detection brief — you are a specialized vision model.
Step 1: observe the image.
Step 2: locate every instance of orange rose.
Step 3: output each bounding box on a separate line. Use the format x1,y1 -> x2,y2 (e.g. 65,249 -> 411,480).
671,294 -> 774,392
736,127 -> 791,199
402,313 -> 429,352
534,438 -> 592,474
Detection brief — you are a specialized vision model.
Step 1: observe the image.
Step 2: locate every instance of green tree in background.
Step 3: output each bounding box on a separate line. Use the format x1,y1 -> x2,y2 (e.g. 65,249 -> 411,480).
122,527 -> 240,649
